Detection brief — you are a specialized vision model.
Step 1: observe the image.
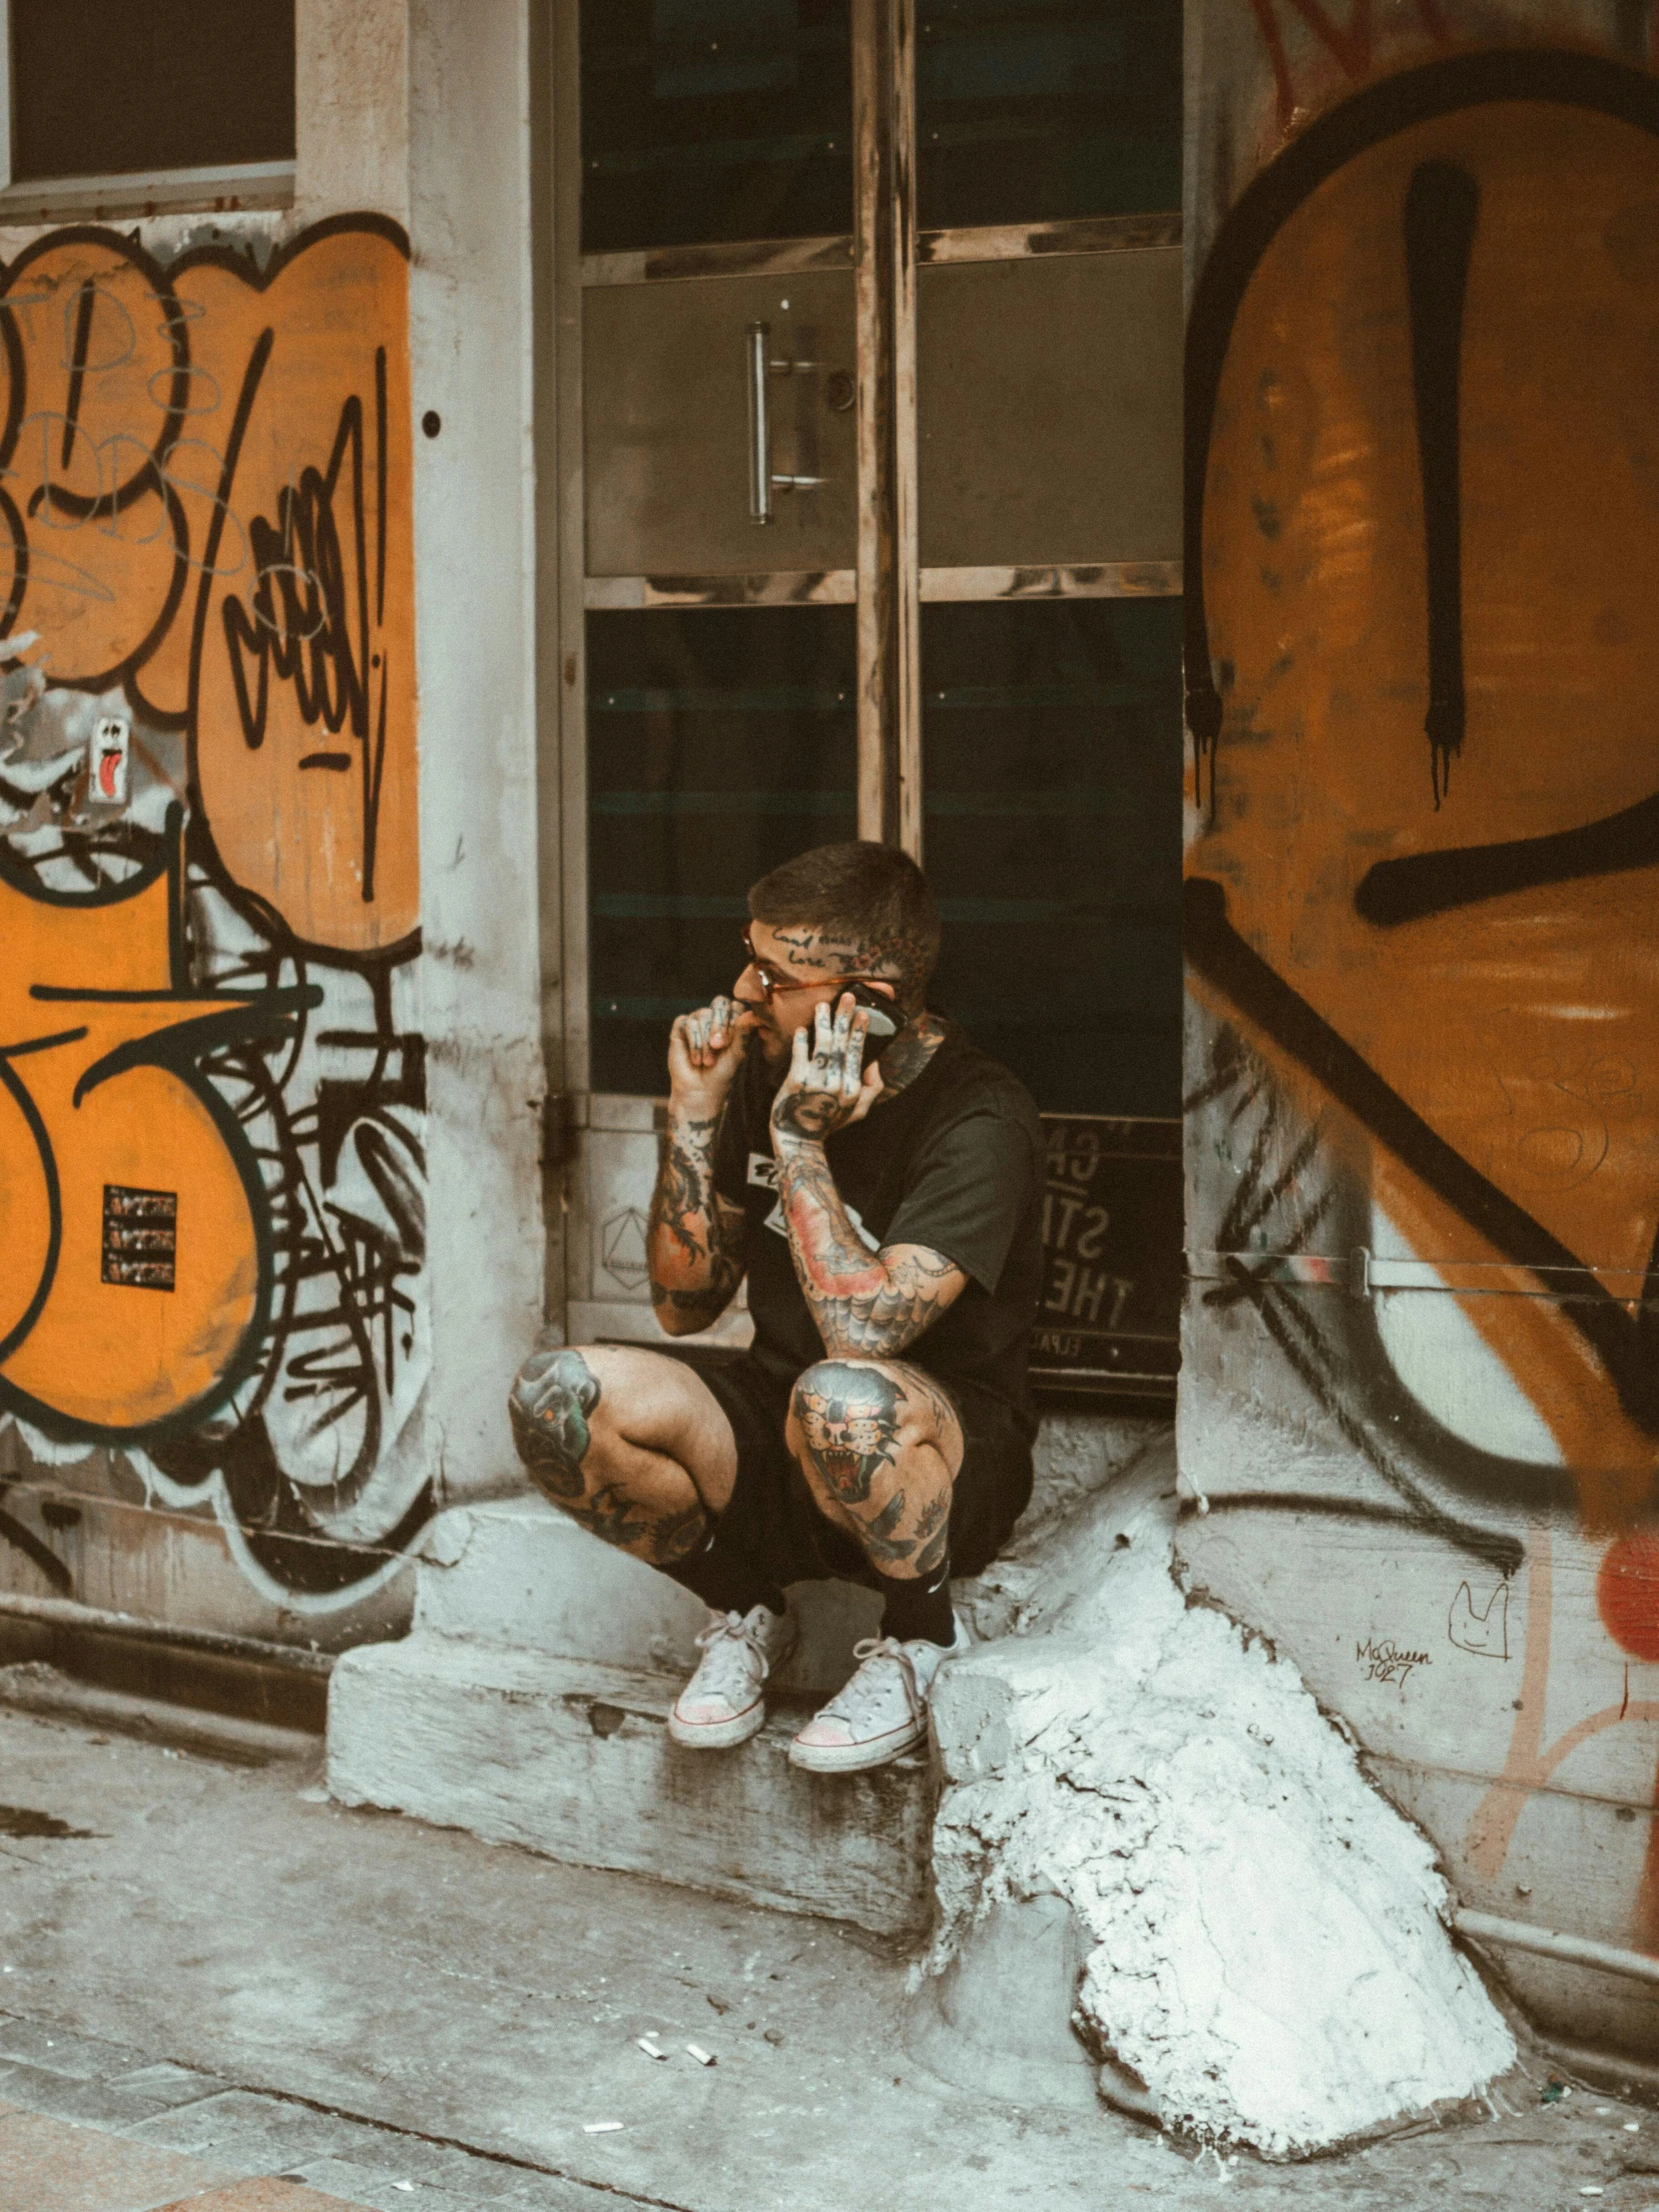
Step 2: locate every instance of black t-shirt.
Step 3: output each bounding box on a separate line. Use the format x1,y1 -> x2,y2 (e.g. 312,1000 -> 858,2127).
712,1020 -> 1045,1433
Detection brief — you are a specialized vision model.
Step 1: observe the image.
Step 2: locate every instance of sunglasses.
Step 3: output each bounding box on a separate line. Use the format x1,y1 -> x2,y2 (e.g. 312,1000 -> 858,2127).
740,924 -> 883,1000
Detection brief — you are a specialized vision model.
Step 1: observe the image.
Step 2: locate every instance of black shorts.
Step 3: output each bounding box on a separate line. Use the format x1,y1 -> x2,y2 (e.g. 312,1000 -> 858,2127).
647,1344 -> 1033,1591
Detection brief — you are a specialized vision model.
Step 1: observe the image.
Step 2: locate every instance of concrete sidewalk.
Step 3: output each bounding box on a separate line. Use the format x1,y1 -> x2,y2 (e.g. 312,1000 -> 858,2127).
0,1699 -> 1655,2212
0,2052 -> 664,2210
0,2096 -> 409,2212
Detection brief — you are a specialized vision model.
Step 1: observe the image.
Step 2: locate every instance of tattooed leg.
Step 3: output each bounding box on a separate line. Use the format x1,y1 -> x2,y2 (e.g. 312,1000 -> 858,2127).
507,1348 -> 600,1503
508,1343 -> 739,1568
786,1358 -> 963,1579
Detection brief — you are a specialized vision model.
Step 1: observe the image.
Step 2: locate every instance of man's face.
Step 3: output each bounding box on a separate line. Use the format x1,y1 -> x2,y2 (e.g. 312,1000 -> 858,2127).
736,918 -> 894,1062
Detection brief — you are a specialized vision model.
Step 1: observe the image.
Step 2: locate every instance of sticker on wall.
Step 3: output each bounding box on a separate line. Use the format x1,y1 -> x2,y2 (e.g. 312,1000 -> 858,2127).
601,1206 -> 651,1291
90,717 -> 129,808
101,1185 -> 178,1293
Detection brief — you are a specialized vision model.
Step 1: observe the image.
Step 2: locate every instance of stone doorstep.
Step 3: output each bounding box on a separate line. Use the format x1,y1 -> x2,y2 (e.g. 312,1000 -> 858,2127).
326,1634 -> 937,1941
412,1416 -> 1170,1701
336,1423 -> 1166,1944
413,1497 -> 886,1699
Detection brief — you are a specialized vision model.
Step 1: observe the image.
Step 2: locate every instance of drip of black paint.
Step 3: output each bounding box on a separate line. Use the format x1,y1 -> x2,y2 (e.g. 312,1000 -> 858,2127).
60,279 -> 98,472
1404,160 -> 1479,809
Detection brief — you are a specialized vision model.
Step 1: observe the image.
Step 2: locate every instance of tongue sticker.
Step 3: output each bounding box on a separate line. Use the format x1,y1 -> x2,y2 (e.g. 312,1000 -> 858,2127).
90,716 -> 130,807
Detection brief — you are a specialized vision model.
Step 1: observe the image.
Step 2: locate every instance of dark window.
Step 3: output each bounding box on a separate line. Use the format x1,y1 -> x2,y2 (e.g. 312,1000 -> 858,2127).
581,0 -> 853,255
916,0 -> 1181,230
10,0 -> 295,183
588,606 -> 858,1096
922,597 -> 1183,1117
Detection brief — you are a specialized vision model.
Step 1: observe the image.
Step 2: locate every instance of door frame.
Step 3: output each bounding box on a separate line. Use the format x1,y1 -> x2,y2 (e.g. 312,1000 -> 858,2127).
542,0 -> 1184,1339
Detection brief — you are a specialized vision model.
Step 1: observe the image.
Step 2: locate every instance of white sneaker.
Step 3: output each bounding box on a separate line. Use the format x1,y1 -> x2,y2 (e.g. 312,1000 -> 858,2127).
668,1604 -> 797,1751
788,1617 -> 968,1775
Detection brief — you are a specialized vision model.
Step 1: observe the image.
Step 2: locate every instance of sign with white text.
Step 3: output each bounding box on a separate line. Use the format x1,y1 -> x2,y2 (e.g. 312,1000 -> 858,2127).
1029,1115 -> 1181,1399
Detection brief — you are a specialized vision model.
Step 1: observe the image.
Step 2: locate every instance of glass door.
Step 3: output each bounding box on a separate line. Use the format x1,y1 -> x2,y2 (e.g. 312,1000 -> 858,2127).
558,0 -> 860,1345
912,1 -> 1184,1394
553,0 -> 1184,1390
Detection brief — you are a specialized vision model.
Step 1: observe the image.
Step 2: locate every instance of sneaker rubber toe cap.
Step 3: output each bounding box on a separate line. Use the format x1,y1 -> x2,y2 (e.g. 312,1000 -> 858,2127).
792,1716 -> 855,1748
675,1696 -> 755,1728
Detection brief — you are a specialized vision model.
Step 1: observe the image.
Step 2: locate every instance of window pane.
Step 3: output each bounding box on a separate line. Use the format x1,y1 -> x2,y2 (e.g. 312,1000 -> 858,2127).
921,597 -> 1182,1116
588,607 -> 858,1096
11,0 -> 294,182
916,0 -> 1181,231
582,0 -> 853,255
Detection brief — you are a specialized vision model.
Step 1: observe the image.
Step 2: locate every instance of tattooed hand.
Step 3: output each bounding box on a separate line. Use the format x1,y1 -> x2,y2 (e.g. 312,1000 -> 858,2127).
668,994 -> 755,1117
770,992 -> 883,1146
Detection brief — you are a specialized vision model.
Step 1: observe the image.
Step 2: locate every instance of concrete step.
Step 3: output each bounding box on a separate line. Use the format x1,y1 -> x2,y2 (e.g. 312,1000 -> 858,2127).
412,1496 -> 885,1698
325,1414 -> 1168,1939
326,1635 -> 936,1938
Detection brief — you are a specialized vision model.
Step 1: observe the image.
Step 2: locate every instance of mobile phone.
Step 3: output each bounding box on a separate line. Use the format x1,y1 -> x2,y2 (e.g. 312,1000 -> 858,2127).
843,980 -> 906,1065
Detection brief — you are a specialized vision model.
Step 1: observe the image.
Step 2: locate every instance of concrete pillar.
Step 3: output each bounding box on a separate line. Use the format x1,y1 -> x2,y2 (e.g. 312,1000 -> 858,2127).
409,0 -> 549,1507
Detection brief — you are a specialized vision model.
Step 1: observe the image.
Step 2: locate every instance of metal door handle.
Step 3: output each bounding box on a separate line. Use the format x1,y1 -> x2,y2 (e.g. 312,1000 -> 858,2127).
747,321 -> 775,524
746,320 -> 827,525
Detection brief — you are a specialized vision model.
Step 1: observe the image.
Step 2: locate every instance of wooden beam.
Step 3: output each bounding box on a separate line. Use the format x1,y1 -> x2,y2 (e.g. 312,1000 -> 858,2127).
852,0 -> 920,857
552,0 -> 588,1326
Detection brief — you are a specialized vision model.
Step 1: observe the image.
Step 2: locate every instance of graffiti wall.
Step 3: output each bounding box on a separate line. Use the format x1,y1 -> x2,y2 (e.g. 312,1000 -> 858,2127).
1181,7 -> 1659,2057
0,217 -> 432,1626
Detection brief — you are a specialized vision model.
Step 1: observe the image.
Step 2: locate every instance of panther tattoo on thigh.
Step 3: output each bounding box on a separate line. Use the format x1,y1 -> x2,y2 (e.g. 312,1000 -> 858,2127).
793,1364 -> 903,1505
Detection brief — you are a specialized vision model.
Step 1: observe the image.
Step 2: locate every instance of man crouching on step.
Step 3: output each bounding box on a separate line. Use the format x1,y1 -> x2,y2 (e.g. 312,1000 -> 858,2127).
508,841 -> 1043,1774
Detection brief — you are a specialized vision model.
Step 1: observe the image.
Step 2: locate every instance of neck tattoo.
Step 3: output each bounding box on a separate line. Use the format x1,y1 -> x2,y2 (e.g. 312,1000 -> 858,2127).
876,1012 -> 946,1096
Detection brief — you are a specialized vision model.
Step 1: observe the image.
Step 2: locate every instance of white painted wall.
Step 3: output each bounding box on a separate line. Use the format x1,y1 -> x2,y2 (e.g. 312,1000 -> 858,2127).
408,0 -> 550,1508
295,0 -> 411,229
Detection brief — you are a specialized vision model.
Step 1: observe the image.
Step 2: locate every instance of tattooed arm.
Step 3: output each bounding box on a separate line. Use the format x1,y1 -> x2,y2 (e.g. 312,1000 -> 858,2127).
648,994 -> 752,1335
648,1107 -> 750,1333
771,994 -> 968,1359
775,1144 -> 966,1356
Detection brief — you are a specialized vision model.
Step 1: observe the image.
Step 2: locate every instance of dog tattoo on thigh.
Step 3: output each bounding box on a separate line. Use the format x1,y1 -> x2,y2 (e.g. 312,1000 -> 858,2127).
508,1348 -> 600,1501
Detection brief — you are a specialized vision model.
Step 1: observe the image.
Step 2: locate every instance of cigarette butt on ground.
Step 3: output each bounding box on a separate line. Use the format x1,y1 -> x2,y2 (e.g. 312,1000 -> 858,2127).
584,2120 -> 626,2133
636,2036 -> 668,2059
686,2042 -> 715,2065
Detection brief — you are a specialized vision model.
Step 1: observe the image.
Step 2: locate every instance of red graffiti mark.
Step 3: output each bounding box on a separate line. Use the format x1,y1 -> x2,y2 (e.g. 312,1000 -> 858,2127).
1248,0 -> 1451,133
1248,0 -> 1372,131
1250,0 -> 1303,130
1599,1529 -> 1659,1948
1468,1524 -> 1659,1954
1598,1530 -> 1659,1662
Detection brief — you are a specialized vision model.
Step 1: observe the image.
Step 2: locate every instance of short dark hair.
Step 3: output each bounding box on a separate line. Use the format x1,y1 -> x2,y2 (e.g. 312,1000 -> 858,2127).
748,840 -> 941,1009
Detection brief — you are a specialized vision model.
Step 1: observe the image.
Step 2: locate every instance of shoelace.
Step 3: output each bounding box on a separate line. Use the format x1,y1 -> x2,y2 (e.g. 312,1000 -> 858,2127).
688,1610 -> 773,1696
817,1636 -> 921,1731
